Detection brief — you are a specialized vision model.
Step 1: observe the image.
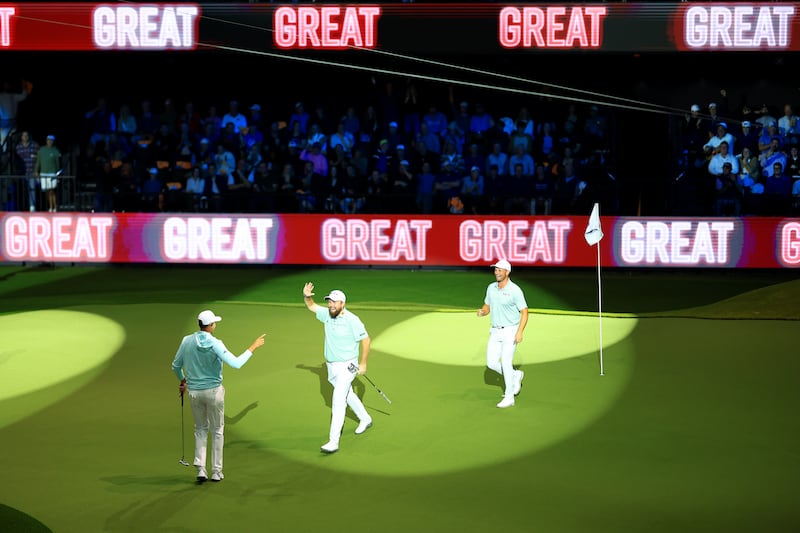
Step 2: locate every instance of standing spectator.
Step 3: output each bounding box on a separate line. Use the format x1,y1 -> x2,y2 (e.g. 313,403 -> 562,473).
34,134 -> 61,212
0,79 -> 29,149
476,259 -> 528,409
14,130 -> 38,211
714,162 -> 742,216
171,309 -> 266,483
85,97 -> 116,148
301,284 -> 373,454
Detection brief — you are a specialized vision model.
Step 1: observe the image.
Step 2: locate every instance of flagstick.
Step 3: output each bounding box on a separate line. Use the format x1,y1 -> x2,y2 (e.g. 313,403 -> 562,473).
596,240 -> 604,376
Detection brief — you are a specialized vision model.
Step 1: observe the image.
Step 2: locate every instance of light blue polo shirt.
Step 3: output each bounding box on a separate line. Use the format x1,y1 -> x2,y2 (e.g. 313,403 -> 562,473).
315,307 -> 368,362
484,279 -> 528,328
171,331 -> 253,390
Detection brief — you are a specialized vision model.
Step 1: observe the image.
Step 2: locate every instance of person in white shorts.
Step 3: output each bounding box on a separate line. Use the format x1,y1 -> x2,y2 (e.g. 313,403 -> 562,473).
303,283 -> 373,454
477,259 -> 529,408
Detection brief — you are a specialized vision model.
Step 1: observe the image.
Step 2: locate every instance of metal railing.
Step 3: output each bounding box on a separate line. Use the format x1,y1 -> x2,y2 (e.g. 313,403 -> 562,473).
0,175 -> 79,212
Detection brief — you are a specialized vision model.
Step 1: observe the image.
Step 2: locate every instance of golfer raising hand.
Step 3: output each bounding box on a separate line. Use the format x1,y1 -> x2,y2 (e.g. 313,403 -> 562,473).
171,309 -> 266,483
303,282 -> 373,454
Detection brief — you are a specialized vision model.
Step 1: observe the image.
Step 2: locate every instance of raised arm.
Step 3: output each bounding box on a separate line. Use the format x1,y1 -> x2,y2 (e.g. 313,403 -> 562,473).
303,282 -> 320,312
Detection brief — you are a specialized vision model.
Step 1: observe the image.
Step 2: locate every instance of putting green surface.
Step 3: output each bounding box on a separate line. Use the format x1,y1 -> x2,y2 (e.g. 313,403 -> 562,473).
0,265 -> 798,533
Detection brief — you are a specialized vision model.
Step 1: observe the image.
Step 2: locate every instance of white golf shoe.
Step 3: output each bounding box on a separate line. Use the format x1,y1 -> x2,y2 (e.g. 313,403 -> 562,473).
355,418 -> 373,435
320,441 -> 339,454
497,396 -> 515,408
196,467 -> 208,483
514,370 -> 524,396
211,471 -> 224,482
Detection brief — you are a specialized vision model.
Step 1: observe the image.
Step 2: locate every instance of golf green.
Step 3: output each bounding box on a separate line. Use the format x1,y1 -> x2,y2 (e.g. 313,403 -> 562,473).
0,265 -> 798,533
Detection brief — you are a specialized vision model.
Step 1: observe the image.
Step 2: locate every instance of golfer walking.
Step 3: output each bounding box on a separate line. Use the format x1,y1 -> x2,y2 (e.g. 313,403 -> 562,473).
303,282 -> 373,454
477,260 -> 528,408
171,309 -> 266,482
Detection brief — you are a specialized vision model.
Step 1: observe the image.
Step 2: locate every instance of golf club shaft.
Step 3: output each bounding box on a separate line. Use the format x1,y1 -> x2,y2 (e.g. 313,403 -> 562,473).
362,374 -> 392,404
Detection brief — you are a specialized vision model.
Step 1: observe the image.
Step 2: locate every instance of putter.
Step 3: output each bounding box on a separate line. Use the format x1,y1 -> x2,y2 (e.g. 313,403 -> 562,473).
349,363 -> 392,404
179,392 -> 190,466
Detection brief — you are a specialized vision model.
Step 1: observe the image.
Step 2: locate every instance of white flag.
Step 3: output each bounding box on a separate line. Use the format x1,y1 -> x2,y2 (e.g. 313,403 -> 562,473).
584,203 -> 604,246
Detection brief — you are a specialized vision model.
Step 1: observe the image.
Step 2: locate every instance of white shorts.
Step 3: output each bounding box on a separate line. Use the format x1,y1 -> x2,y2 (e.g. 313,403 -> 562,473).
40,174 -> 57,190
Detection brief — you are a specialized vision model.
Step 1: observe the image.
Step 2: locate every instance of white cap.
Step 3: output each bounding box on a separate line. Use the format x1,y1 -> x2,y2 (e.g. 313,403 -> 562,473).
490,259 -> 511,272
198,310 -> 222,326
324,290 -> 346,303
690,104 -> 700,112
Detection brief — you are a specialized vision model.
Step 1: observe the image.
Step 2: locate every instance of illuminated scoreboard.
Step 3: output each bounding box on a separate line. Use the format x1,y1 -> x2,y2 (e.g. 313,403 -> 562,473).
0,3 -> 798,52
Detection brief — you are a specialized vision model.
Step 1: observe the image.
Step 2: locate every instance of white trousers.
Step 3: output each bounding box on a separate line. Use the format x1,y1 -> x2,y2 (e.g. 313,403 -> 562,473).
326,360 -> 369,444
486,327 -> 517,398
188,385 -> 225,474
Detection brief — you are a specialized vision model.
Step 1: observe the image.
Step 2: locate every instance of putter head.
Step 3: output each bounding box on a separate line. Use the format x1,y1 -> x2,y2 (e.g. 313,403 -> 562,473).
179,459 -> 190,466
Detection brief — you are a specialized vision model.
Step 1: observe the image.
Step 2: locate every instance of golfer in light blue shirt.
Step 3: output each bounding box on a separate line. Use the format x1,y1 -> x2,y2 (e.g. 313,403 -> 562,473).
172,309 -> 265,482
303,283 -> 372,454
477,260 -> 529,408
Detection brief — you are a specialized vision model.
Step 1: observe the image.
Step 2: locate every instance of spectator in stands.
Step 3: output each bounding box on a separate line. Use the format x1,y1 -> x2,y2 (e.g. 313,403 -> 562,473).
504,162 -> 531,215
422,105 -> 448,138
737,146 -> 760,183
708,141 -> 739,178
463,143 -> 486,179
85,97 -> 116,147
141,167 -> 164,212
735,121 -> 758,154
359,105 -> 379,152
415,160 -> 435,214
248,104 -> 267,134
583,104 -> 609,153
704,122 -> 735,158
785,145 -> 800,179
34,134 -> 61,212
537,121 -> 556,162
460,165 -> 484,214
469,103 -> 494,146
117,104 -> 138,143
305,123 -> 327,154
757,122 -> 783,154
759,137 -> 787,178
401,79 -> 421,137
329,120 -> 355,158
289,102 -> 310,136
440,140 -> 464,176
185,166 -> 207,211
221,100 -> 247,134
531,163 -> 555,215
14,130 -> 39,211
433,161 -> 462,214
754,103 -> 777,132
0,79 -> 29,149
552,159 -> 587,215
508,119 -> 534,156
201,104 -> 222,141
482,163 -> 506,215
300,141 -> 328,177
765,161 -> 793,215
365,169 -> 389,213
296,160 -> 323,213
714,162 -> 742,216
339,163 -> 366,214
777,103 -> 797,137
486,141 -> 508,176
508,144 -> 535,177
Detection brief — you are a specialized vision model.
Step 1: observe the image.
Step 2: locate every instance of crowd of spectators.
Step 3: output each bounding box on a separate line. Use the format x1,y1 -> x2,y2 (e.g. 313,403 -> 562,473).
3,76 -> 800,217
676,93 -> 800,216
16,78 -> 613,216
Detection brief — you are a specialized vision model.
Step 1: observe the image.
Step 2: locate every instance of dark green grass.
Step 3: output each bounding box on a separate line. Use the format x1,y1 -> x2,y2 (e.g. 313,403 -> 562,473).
0,265 -> 798,533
